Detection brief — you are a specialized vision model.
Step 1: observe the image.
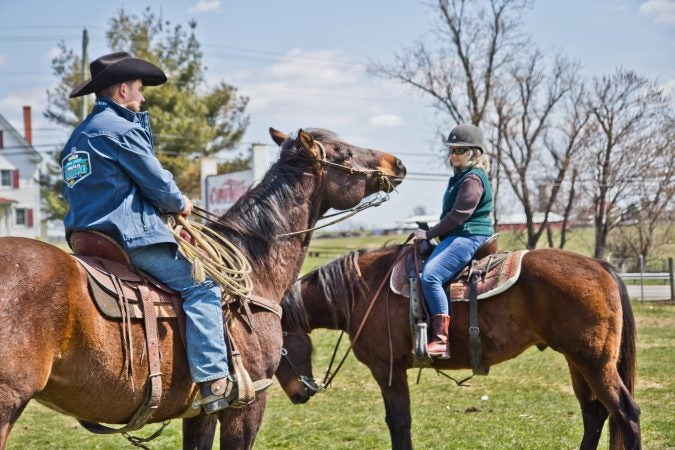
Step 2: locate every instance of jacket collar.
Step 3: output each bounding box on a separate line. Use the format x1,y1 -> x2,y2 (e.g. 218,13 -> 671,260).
93,97 -> 149,124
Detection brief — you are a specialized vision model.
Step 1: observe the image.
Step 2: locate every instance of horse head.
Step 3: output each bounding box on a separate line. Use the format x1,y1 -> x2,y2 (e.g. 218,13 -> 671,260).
270,127 -> 406,213
277,330 -> 318,404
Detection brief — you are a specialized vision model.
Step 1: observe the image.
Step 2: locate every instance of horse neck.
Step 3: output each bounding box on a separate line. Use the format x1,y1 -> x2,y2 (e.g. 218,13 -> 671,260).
218,164 -> 325,300
301,278 -> 349,331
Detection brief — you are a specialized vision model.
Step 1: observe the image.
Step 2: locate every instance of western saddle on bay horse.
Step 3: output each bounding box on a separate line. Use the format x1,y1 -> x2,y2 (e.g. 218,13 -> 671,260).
67,230 -> 278,434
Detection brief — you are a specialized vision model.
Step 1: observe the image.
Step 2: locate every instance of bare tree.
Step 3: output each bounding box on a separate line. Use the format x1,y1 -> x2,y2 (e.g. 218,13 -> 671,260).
582,69 -> 668,259
370,0 -> 531,226
492,51 -> 583,248
372,0 -> 530,125
607,114 -> 675,267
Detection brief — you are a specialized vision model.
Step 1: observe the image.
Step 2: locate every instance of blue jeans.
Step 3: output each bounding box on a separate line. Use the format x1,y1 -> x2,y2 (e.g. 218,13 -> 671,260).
128,243 -> 229,383
420,234 -> 489,317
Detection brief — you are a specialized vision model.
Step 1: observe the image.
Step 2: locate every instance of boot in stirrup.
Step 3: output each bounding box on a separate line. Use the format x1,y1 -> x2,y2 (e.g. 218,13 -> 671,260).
427,314 -> 451,359
199,374 -> 273,414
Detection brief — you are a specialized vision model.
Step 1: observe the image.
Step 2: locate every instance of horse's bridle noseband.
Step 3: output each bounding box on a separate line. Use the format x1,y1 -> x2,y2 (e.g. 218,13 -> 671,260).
313,141 -> 396,192
280,332 -> 325,394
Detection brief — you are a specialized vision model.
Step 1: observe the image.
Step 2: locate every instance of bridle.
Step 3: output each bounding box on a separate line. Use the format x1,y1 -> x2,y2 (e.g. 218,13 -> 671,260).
276,140 -> 400,238
280,331 -> 326,394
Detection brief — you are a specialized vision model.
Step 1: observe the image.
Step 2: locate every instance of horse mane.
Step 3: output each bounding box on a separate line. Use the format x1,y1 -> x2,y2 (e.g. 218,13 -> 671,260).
209,129 -> 344,265
282,249 -> 367,333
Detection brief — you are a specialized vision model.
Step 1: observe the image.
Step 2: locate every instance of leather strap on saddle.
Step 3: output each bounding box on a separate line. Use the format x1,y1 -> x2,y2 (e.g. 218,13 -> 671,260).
79,265 -> 164,435
468,266 -> 489,375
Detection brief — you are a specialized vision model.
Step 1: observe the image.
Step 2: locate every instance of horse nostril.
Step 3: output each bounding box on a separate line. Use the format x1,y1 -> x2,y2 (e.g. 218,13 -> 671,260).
396,158 -> 406,175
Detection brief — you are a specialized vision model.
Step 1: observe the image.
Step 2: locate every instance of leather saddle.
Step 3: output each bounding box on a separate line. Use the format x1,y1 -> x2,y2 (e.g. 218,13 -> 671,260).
390,235 -> 528,301
69,230 -> 182,320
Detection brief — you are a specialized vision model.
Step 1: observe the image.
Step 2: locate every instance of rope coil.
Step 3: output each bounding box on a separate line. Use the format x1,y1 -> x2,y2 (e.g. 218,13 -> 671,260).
165,215 -> 252,300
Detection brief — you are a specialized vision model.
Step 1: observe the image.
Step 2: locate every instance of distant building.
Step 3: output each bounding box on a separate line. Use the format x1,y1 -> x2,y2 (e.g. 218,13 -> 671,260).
0,106 -> 43,238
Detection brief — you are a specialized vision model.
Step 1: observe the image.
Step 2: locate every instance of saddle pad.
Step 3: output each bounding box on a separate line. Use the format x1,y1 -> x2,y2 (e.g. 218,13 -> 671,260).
391,250 -> 528,302
75,255 -> 180,320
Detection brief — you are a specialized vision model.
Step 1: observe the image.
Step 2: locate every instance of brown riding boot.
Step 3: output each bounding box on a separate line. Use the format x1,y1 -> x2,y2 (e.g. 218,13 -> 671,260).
427,314 -> 451,359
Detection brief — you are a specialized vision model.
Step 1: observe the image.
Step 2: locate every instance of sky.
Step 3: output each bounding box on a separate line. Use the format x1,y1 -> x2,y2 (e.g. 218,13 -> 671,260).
1,0 -> 674,229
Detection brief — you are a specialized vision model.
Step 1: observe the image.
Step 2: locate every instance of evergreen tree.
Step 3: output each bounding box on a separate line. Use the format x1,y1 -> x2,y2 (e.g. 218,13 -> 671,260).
42,7 -> 249,219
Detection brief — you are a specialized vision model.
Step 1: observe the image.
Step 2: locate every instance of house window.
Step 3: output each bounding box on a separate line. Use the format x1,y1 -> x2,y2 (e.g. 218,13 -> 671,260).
0,169 -> 19,188
15,208 -> 33,227
0,170 -> 11,187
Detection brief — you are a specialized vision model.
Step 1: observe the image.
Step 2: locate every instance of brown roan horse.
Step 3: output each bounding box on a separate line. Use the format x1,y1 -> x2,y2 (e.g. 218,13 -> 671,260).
0,128 -> 406,450
276,245 -> 641,450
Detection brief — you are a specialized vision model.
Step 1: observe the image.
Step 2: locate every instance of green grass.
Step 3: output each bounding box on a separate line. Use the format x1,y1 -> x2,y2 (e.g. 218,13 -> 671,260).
8,302 -> 674,449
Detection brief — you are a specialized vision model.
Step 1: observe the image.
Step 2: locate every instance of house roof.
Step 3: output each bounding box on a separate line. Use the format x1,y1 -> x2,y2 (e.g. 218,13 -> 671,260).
0,112 -> 43,161
0,196 -> 18,205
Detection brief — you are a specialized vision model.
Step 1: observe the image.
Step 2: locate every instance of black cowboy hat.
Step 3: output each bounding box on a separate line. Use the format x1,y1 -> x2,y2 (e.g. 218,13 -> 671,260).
69,52 -> 167,98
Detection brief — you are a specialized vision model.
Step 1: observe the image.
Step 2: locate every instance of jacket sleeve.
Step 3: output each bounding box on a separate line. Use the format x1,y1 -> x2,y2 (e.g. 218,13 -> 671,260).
116,127 -> 186,213
426,174 -> 484,240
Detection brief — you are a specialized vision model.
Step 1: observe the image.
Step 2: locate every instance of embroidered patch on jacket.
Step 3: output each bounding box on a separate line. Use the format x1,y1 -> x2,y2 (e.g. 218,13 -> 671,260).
62,148 -> 92,187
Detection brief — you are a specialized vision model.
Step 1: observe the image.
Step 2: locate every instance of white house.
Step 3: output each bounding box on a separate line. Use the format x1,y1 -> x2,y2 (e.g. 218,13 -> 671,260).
0,107 -> 43,238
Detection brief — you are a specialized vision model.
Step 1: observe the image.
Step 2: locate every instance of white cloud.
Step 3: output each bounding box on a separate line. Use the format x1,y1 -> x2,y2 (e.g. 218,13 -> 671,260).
0,55 -> 7,65
639,0 -> 675,26
223,48 -> 412,135
188,0 -> 222,13
368,114 -> 403,128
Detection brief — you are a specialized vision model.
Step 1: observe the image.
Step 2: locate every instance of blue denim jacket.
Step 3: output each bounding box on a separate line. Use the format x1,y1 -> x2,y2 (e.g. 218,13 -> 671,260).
61,97 -> 185,251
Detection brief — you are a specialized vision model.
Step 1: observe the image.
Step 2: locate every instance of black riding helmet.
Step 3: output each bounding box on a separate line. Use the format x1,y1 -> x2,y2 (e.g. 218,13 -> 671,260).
445,124 -> 485,155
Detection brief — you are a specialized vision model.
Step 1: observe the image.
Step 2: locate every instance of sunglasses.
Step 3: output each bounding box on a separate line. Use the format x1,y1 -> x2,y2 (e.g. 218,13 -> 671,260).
447,147 -> 471,156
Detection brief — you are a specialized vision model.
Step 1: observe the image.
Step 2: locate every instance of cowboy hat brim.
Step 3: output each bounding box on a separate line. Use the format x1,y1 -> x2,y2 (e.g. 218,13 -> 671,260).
69,58 -> 167,98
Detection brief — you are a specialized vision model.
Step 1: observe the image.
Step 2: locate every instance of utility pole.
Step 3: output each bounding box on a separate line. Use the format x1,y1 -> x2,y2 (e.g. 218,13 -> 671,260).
80,28 -> 89,120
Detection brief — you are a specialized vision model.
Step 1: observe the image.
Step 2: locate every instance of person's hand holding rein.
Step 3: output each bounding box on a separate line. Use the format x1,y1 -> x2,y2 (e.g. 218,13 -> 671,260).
180,195 -> 193,217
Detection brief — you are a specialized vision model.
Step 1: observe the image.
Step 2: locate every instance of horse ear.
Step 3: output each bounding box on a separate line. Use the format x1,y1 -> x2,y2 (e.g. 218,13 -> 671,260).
298,129 -> 321,159
269,128 -> 288,146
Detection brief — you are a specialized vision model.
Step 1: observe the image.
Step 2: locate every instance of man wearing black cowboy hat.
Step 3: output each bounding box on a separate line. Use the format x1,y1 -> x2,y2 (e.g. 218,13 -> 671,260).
60,52 -> 271,414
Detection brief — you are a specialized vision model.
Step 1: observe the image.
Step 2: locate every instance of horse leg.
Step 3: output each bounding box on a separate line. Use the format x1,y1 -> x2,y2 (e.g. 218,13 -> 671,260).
218,394 -> 268,450
0,393 -> 31,450
568,360 -> 640,450
567,363 -> 608,449
369,363 -> 413,450
182,413 -> 218,450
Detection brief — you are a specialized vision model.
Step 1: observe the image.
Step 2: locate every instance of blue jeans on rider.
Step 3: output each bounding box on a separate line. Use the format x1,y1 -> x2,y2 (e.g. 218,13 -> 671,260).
128,243 -> 229,383
421,234 -> 489,317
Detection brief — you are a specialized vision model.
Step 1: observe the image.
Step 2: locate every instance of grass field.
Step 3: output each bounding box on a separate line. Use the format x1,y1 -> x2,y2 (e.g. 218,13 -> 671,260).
8,301 -> 674,449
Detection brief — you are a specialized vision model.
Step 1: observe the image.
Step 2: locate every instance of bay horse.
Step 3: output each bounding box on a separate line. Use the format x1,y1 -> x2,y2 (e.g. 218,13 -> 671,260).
276,244 -> 640,450
0,128 -> 406,450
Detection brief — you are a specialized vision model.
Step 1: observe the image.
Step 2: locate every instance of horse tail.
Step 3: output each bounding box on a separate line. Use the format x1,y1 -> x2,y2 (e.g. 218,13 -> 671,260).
600,260 -> 637,448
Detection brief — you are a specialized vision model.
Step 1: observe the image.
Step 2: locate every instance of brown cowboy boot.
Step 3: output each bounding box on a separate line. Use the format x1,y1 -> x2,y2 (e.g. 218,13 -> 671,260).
199,374 -> 273,414
427,314 -> 451,359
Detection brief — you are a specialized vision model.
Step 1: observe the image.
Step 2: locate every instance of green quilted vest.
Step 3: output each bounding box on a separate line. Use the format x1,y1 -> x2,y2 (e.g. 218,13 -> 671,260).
439,167 -> 493,237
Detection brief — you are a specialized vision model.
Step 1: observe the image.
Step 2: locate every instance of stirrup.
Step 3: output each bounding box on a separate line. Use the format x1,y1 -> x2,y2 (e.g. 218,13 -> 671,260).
194,376 -> 273,414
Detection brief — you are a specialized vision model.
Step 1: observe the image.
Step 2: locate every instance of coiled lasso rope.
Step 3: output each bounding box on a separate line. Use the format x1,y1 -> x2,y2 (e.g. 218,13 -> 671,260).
165,215 -> 252,300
